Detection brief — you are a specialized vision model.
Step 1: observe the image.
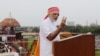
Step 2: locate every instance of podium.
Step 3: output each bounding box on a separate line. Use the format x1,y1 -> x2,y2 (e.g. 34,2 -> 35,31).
53,34 -> 95,56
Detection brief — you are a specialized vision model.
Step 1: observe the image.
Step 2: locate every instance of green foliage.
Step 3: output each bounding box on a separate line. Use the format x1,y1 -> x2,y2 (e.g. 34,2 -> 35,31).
32,27 -> 39,32
61,25 -> 100,34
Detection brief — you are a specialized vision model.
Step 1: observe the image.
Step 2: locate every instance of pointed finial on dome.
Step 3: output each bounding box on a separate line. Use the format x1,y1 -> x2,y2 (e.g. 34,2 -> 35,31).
9,12 -> 13,18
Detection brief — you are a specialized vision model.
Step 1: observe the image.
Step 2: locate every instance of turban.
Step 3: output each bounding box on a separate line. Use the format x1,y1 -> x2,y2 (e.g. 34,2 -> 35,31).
44,7 -> 59,19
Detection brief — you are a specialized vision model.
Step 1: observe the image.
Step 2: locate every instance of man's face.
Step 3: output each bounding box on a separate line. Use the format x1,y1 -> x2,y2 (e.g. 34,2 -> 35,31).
49,12 -> 59,21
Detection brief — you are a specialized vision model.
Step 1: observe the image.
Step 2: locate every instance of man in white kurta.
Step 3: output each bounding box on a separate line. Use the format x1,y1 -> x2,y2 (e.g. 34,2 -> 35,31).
39,7 -> 66,56
40,18 -> 60,56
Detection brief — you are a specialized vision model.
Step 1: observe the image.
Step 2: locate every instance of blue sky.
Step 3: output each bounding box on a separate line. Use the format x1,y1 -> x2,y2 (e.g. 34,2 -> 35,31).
0,0 -> 100,26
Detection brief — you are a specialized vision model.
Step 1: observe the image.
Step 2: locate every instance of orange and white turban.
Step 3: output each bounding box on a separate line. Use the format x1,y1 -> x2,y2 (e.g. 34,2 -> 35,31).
44,7 -> 59,19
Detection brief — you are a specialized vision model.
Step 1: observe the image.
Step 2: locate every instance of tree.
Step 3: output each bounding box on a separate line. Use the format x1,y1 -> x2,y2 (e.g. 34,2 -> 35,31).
32,27 -> 39,32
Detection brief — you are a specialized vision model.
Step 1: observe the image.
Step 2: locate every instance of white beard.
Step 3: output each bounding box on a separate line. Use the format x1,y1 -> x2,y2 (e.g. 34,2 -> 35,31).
51,18 -> 56,22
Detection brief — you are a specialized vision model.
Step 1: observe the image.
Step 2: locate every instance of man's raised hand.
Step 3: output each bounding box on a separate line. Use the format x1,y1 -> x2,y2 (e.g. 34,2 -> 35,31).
58,17 -> 67,30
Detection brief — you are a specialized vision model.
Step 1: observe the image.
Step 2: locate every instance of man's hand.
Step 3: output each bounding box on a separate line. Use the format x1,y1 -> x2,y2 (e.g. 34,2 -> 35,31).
58,17 -> 67,30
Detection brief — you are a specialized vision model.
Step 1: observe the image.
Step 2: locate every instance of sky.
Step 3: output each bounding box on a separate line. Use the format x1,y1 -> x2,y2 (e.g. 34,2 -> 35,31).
0,0 -> 100,26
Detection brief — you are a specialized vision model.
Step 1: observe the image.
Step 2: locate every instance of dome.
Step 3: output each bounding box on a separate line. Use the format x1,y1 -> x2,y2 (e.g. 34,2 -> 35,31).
0,13 -> 20,27
0,17 -> 20,27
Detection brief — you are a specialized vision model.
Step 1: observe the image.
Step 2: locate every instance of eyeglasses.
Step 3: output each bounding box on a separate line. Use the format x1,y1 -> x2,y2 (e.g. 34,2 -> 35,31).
52,13 -> 59,16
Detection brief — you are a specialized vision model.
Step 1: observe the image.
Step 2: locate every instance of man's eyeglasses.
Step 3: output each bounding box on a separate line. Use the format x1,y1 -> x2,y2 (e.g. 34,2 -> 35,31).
52,13 -> 59,16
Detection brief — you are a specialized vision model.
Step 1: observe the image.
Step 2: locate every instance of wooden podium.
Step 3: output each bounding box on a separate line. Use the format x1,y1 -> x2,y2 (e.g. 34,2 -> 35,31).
53,34 -> 95,56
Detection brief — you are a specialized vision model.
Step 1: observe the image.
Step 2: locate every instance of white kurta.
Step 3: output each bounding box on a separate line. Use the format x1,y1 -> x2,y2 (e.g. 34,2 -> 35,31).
40,18 -> 60,56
